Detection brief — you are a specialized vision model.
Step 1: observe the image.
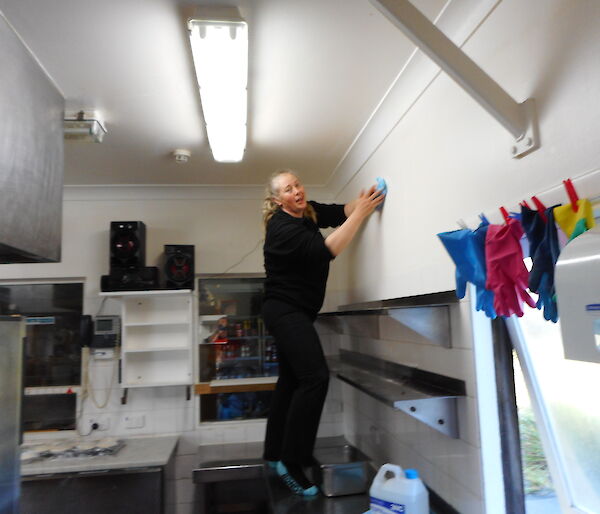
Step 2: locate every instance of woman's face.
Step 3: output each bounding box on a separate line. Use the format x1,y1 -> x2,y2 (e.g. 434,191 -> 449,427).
273,173 -> 307,218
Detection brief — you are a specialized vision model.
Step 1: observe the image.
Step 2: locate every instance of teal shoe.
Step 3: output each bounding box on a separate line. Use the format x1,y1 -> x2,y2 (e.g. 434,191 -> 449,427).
275,461 -> 319,497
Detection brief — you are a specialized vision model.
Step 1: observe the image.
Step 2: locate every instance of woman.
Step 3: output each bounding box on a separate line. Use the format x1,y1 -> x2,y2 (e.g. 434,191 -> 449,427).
261,169 -> 384,496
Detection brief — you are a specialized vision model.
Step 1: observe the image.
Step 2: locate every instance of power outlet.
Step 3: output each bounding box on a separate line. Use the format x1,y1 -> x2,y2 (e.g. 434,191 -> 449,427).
87,416 -> 110,432
124,415 -> 145,429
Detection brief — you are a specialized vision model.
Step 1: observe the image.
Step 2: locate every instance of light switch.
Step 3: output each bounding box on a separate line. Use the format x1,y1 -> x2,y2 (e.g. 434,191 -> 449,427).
124,415 -> 145,429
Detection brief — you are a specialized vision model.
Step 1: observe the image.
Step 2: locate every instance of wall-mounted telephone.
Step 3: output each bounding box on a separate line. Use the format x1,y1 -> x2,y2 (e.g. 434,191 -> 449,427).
91,315 -> 121,348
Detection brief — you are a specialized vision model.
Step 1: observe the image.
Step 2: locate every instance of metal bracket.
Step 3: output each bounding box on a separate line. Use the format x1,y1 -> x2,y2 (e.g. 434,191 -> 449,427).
388,306 -> 451,348
394,397 -> 459,438
371,0 -> 540,159
510,98 -> 539,158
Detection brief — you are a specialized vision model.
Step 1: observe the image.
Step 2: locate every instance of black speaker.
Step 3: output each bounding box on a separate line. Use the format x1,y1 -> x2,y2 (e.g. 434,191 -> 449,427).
164,245 -> 195,290
101,267 -> 159,292
110,221 -> 146,272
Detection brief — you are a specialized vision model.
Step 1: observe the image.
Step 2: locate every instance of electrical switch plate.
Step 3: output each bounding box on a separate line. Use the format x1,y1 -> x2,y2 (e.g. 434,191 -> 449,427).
124,415 -> 145,429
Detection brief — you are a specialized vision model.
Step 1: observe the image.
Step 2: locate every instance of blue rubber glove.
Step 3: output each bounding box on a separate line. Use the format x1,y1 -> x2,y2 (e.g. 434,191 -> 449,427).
528,207 -> 561,323
472,220 -> 497,319
536,273 -> 558,322
521,205 -> 544,259
437,229 -> 472,299
438,223 -> 496,319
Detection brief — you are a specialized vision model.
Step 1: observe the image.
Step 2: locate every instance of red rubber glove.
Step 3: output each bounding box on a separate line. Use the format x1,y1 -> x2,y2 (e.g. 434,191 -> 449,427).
485,219 -> 536,317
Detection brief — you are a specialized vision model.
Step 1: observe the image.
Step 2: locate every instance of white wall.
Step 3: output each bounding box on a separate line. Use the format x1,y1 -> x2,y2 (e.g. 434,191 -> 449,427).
6,186 -> 343,514
320,0 -> 600,513
327,0 -> 600,304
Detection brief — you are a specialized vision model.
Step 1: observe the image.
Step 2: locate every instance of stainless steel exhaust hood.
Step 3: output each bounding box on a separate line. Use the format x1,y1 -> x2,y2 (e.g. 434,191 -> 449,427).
0,12 -> 64,263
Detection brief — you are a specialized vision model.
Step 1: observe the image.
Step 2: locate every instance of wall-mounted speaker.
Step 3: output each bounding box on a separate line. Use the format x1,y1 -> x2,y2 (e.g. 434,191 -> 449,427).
101,267 -> 159,292
164,245 -> 195,290
110,221 -> 146,272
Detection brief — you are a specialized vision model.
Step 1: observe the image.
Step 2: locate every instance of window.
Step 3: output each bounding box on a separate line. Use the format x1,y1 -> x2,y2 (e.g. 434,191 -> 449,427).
508,308 -> 600,514
0,282 -> 83,431
512,347 -> 558,513
198,276 -> 277,381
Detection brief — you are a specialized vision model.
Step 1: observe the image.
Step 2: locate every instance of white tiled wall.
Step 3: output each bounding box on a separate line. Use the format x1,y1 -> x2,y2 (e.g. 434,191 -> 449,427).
316,299 -> 487,514
60,327 -> 345,513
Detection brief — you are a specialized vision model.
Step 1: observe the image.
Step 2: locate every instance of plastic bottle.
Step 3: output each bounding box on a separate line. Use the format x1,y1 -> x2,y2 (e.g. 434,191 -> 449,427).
368,464 -> 429,514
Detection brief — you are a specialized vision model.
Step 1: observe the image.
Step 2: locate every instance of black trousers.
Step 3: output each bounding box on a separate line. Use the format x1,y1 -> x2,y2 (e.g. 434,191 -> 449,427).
262,299 -> 329,466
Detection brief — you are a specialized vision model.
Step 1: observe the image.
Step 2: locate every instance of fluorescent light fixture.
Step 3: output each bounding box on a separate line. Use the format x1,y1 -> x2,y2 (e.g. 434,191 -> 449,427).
188,17 -> 248,163
64,110 -> 106,143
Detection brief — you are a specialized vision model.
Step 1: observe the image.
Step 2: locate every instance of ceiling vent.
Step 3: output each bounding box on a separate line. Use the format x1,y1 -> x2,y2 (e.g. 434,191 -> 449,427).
64,110 -> 106,143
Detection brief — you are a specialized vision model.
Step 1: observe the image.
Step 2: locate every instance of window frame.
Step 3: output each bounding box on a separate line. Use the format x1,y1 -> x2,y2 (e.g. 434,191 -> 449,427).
0,278 -> 85,433
505,316 -> 587,514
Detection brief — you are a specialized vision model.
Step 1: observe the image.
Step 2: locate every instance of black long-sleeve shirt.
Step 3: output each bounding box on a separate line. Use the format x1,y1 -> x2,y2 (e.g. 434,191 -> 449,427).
263,201 -> 347,318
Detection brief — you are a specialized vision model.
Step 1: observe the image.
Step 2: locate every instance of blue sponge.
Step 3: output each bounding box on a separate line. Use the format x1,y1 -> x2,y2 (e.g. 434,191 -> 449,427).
375,177 -> 387,209
376,177 -> 387,195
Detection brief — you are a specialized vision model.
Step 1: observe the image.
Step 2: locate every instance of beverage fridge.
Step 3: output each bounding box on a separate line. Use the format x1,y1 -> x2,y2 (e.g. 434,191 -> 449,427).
197,276 -> 278,422
0,316 -> 25,514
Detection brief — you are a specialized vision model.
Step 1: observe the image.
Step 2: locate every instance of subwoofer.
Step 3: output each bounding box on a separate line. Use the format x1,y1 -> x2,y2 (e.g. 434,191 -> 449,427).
164,245 -> 195,290
110,221 -> 146,272
101,267 -> 159,292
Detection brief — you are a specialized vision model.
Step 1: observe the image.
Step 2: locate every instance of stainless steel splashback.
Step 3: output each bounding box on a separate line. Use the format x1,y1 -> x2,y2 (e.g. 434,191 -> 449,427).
0,12 -> 64,263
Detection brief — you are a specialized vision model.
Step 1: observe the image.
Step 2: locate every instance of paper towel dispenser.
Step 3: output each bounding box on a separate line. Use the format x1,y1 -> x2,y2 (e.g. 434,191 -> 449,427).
555,225 -> 600,363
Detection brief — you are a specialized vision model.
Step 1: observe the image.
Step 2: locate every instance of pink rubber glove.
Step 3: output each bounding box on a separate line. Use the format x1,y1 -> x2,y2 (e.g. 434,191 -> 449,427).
485,219 -> 536,317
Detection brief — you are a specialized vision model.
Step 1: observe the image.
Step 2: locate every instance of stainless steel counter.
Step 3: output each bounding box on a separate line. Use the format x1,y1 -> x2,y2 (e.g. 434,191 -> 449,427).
21,435 -> 178,476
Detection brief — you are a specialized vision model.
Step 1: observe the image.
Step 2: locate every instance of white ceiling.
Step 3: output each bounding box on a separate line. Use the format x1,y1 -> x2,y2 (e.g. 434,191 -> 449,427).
0,0 -> 446,186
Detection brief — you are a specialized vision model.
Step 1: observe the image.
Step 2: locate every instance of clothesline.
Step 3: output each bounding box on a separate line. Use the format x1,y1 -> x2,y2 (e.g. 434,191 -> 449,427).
438,178 -> 596,323
456,167 -> 600,230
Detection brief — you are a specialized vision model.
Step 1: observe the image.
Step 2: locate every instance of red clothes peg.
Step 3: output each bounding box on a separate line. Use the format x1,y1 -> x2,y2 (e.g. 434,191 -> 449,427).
531,196 -> 548,223
521,200 -> 532,209
563,178 -> 579,212
499,206 -> 511,224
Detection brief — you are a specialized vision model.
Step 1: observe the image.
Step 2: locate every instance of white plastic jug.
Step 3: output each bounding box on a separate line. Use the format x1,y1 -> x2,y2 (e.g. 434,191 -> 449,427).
369,464 -> 429,514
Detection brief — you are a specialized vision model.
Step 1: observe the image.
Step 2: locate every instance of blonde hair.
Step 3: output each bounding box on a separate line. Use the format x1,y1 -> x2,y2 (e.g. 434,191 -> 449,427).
262,169 -> 316,229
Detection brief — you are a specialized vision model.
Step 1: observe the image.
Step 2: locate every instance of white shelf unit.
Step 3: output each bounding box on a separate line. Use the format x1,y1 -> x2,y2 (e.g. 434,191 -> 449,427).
101,290 -> 194,389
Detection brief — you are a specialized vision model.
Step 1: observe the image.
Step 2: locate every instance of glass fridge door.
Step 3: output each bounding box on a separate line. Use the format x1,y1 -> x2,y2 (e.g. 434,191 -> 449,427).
198,276 -> 278,382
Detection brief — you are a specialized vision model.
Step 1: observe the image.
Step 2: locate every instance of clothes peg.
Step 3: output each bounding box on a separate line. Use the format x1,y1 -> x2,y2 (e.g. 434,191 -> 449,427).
531,196 -> 548,223
479,213 -> 490,225
563,178 -> 579,212
499,206 -> 511,224
456,219 -> 469,229
520,200 -> 532,209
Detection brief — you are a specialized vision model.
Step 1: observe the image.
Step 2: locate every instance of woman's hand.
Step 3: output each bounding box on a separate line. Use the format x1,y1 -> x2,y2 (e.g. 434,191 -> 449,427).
346,185 -> 385,219
344,184 -> 385,218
